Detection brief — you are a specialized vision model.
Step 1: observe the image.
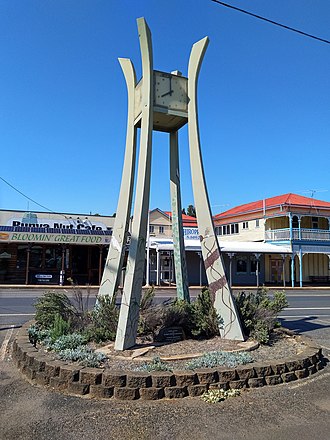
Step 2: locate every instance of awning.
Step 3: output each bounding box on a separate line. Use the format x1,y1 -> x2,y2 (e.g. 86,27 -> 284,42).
149,238 -> 291,254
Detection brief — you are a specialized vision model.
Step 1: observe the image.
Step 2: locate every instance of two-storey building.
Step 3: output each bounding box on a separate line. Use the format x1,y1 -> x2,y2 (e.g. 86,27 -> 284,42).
213,193 -> 330,287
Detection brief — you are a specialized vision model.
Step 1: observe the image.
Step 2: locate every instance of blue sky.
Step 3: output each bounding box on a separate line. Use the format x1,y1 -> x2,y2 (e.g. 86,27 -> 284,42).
1,0 -> 329,216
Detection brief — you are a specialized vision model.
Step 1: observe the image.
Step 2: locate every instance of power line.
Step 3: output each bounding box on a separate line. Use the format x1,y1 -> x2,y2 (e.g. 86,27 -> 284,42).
211,1 -> 330,45
0,175 -> 59,215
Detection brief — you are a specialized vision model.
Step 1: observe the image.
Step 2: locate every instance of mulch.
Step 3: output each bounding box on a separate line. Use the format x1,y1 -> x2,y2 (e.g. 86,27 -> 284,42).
95,328 -> 308,372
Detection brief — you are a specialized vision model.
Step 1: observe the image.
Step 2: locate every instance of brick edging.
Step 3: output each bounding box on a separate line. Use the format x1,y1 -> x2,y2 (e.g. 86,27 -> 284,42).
12,321 -> 326,401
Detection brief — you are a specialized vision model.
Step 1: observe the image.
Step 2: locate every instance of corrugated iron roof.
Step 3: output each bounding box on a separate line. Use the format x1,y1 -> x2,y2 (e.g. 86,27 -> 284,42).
214,193 -> 330,219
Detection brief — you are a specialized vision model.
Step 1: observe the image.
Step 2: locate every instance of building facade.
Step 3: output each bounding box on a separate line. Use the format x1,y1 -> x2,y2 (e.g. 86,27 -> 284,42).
0,210 -> 115,285
213,193 -> 330,287
1,193 -> 329,287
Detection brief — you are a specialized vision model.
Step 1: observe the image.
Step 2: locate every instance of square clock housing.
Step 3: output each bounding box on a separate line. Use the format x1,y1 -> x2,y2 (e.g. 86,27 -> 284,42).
134,70 -> 188,132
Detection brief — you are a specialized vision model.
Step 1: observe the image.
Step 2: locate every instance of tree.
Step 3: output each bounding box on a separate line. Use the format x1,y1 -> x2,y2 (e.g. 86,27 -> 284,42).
187,205 -> 196,217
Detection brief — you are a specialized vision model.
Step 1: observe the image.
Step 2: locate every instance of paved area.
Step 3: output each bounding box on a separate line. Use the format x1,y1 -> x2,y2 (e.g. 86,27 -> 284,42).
1,286 -> 330,439
0,331 -> 330,440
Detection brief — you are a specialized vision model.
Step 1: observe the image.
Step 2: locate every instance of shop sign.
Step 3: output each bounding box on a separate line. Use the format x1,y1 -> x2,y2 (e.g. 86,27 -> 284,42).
2,212 -> 112,231
183,227 -> 199,240
0,231 -> 111,245
30,273 -> 59,285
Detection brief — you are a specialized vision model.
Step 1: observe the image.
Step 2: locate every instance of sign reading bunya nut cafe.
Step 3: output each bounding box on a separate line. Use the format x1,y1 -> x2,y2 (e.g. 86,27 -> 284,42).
0,210 -> 113,245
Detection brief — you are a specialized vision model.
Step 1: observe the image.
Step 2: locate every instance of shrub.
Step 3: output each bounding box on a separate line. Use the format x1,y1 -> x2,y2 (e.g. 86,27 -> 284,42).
57,346 -> 106,367
28,324 -> 50,347
48,333 -> 87,352
134,356 -> 171,372
185,350 -> 253,370
49,313 -> 71,341
34,291 -> 77,330
87,294 -> 119,342
190,288 -> 223,339
140,287 -> 155,312
234,287 -> 288,344
139,289 -> 221,341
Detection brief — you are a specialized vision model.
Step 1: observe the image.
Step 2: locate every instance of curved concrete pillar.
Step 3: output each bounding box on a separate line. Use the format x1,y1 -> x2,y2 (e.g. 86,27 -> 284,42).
188,38 -> 244,340
98,58 -> 137,299
115,18 -> 154,350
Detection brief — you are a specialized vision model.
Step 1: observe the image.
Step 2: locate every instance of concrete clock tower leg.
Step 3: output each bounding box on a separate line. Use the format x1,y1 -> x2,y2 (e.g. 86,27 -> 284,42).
115,18 -> 154,350
98,58 -> 137,300
188,37 -> 244,341
170,131 -> 190,302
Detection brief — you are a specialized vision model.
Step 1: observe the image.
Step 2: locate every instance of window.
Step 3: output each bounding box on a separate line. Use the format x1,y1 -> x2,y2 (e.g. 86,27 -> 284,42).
216,226 -> 222,235
231,223 -> 239,234
312,217 -> 318,229
159,226 -> 164,234
250,259 -> 260,274
236,259 -> 247,273
242,221 -> 249,229
45,247 -> 62,269
292,216 -> 299,228
29,246 -> 43,268
256,219 -> 260,228
149,225 -> 154,233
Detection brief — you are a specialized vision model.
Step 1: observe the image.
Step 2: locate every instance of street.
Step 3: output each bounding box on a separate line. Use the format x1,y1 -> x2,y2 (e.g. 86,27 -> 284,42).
1,286 -> 330,440
1,287 -> 330,350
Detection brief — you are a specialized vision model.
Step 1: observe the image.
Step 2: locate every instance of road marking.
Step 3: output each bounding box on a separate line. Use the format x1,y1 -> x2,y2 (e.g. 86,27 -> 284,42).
0,325 -> 14,361
0,313 -> 35,317
286,307 -> 330,310
280,315 -> 330,318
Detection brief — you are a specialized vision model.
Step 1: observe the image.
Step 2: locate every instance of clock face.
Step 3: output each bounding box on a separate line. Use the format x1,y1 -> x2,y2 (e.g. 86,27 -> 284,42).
154,71 -> 188,112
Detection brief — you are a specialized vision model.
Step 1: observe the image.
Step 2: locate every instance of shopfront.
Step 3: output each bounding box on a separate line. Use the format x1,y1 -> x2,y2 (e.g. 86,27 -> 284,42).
0,209 -> 114,285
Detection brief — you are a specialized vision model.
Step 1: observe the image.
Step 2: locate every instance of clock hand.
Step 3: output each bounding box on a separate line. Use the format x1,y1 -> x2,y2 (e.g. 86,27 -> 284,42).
161,76 -> 173,97
161,90 -> 173,97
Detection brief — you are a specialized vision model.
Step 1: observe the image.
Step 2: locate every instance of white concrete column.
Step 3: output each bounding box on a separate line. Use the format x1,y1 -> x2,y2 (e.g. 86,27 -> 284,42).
98,58 -> 137,299
187,37 -> 244,341
115,18 -> 154,350
170,130 -> 190,301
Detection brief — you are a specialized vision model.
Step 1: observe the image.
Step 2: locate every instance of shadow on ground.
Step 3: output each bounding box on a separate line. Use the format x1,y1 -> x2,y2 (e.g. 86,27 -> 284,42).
280,316 -> 330,334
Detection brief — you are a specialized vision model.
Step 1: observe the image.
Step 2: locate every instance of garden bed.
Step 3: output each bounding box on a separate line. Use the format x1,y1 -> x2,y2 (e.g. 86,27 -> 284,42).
12,321 -> 326,401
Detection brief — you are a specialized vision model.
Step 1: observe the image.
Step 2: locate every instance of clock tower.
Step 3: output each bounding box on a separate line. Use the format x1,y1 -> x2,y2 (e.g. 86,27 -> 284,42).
98,17 -> 244,350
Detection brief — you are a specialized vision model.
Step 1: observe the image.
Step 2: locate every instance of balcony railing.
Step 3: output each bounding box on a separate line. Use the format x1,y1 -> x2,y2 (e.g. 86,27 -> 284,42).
265,228 -> 330,242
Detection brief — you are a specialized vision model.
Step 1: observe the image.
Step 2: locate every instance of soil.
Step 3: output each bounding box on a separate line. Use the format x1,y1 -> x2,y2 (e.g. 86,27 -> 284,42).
92,328 -> 309,372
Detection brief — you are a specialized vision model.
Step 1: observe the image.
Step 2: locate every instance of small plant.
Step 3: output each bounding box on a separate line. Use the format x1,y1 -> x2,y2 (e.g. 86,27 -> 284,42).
140,287 -> 155,312
49,313 -> 71,341
134,356 -> 172,372
88,294 -> 118,342
27,324 -> 50,347
185,350 -> 253,370
57,346 -> 106,367
234,288 -> 288,344
34,291 -> 77,329
190,288 -> 223,339
48,333 -> 87,352
201,388 -> 240,404
139,289 -> 221,341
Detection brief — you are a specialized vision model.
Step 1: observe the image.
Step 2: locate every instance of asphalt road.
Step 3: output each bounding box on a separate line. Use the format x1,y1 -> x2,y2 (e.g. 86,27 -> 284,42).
1,286 -> 330,440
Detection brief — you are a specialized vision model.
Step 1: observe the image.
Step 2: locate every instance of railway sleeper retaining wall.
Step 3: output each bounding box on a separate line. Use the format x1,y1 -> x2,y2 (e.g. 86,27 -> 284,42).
12,322 -> 327,401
